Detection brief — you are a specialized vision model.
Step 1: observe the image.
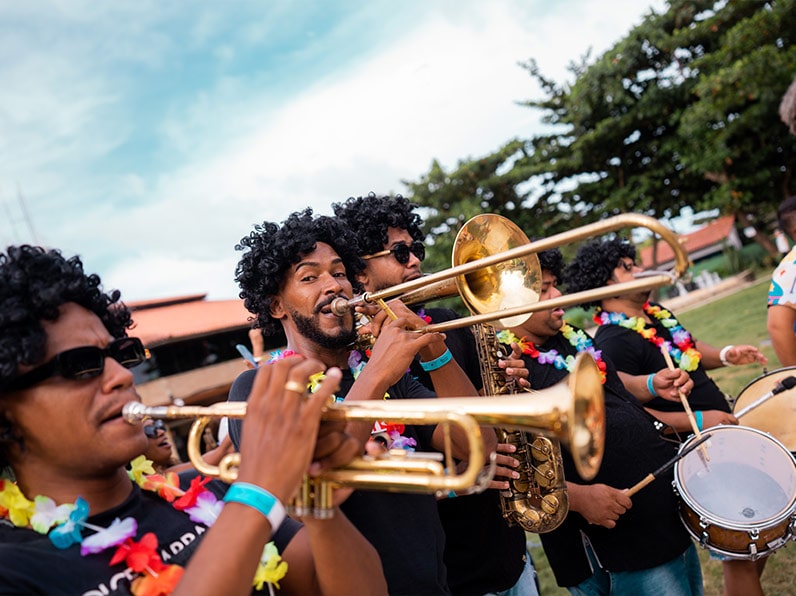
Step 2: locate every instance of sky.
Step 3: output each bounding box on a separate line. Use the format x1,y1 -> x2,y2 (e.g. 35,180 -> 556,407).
0,0 -> 668,302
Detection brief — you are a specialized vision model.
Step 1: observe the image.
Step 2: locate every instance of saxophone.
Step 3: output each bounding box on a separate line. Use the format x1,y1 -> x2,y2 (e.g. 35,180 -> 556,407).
474,323 -> 569,533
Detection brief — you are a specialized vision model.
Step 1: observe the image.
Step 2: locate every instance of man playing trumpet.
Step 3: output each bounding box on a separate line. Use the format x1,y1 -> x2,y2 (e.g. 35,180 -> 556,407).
0,245 -> 386,595
230,208 -> 493,595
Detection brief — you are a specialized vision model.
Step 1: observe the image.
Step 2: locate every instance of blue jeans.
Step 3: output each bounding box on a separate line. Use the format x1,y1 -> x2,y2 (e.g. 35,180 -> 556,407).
485,552 -> 540,596
569,542 -> 703,596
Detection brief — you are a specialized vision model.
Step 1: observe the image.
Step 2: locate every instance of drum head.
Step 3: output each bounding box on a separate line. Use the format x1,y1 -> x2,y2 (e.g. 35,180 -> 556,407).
733,367 -> 796,451
675,426 -> 796,527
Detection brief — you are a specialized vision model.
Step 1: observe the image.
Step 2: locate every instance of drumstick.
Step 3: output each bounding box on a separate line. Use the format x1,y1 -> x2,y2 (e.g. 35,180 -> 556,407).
625,434 -> 710,497
659,346 -> 710,462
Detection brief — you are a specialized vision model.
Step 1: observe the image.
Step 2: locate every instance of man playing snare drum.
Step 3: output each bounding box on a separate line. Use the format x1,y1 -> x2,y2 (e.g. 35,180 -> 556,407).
565,237 -> 769,596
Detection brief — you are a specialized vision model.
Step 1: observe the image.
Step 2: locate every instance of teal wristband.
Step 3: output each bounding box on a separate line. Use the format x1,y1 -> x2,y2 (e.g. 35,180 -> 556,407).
224,482 -> 286,532
694,410 -> 703,432
420,348 -> 453,372
646,373 -> 657,397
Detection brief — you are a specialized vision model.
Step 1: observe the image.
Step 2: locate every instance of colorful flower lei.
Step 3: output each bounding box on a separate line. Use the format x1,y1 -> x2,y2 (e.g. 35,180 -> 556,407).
0,456 -> 287,596
267,349 -> 414,450
593,302 -> 701,371
496,325 -> 607,383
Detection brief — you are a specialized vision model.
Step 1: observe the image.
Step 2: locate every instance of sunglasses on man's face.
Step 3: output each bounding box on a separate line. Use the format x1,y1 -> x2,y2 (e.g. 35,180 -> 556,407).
5,337 -> 147,393
144,419 -> 166,438
362,241 -> 425,265
618,260 -> 635,272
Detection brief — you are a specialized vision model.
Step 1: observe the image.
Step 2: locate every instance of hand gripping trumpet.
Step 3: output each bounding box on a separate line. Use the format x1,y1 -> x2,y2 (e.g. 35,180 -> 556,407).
123,353 -> 605,518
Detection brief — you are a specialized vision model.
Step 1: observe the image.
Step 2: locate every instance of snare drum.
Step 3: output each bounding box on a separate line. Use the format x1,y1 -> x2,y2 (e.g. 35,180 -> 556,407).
674,425 -> 796,560
733,367 -> 796,451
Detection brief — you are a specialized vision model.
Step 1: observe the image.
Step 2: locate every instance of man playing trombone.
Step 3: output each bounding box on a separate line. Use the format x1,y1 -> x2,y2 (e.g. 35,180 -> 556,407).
333,192 -> 538,596
229,208 -> 494,595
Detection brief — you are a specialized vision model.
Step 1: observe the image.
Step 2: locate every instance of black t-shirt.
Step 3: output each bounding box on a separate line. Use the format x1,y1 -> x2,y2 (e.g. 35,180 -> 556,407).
524,330 -> 692,578
0,476 -> 300,595
412,308 -> 527,595
594,304 -> 731,413
228,365 -> 449,596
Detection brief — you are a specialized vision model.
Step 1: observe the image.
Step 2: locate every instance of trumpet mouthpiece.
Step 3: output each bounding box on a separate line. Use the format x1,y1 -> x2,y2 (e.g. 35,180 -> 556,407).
330,297 -> 351,317
122,402 -> 148,423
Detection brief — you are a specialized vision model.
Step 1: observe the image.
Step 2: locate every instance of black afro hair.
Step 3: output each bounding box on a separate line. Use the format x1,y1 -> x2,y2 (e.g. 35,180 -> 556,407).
562,238 -> 636,308
332,192 -> 425,256
235,208 -> 365,336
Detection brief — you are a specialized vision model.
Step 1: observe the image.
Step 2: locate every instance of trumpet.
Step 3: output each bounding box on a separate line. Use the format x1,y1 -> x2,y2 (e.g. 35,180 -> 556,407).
123,353 -> 604,518
331,213 -> 689,332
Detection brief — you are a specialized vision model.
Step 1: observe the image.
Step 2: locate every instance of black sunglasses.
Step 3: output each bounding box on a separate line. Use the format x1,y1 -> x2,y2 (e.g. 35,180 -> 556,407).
5,337 -> 147,392
362,241 -> 425,265
618,260 -> 635,272
144,419 -> 166,438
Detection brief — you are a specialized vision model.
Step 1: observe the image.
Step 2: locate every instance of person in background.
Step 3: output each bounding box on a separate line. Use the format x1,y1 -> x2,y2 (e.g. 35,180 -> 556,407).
768,198 -> 796,368
230,208 -> 493,595
0,244 -> 386,595
501,247 -> 702,594
564,237 -> 769,596
333,193 -> 537,596
142,417 -> 236,476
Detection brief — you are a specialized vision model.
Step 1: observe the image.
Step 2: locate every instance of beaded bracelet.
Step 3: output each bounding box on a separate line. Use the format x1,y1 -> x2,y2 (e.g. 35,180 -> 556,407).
419,348 -> 453,372
646,373 -> 657,397
224,482 -> 286,532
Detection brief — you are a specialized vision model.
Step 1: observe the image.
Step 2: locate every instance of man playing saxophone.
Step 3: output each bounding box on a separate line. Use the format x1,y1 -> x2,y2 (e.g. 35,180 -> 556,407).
333,193 -> 539,596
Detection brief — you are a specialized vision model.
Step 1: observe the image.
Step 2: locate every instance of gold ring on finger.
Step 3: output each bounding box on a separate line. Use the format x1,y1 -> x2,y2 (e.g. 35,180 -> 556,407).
284,380 -> 307,395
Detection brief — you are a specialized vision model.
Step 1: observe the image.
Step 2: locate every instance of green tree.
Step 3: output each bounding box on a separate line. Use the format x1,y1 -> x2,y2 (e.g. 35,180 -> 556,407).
405,0 -> 796,262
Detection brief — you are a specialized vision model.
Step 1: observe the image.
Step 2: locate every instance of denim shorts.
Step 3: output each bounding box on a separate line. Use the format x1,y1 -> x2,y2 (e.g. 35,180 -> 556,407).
568,542 -> 703,596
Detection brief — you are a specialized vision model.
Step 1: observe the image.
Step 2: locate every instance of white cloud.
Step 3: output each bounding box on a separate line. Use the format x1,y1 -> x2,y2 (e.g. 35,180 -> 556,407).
0,0 -> 666,301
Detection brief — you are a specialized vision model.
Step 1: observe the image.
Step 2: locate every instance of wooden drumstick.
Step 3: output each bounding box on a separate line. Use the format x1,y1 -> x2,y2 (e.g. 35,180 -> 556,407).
625,434 -> 710,497
659,346 -> 710,462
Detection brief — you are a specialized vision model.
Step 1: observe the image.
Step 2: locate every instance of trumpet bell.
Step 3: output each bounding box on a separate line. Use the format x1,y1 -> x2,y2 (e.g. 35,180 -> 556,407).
453,214 -> 542,328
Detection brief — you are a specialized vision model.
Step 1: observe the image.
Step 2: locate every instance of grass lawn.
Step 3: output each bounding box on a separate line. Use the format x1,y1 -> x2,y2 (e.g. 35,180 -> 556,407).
530,276 -> 796,595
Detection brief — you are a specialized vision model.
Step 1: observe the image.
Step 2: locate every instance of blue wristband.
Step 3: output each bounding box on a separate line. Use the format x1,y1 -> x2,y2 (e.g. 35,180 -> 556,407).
646,373 -> 657,397
419,348 -> 453,372
694,410 -> 704,432
224,482 -> 286,532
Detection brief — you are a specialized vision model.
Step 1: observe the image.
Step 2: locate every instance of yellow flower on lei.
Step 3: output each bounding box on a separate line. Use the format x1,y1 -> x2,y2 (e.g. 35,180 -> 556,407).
252,541 -> 288,594
0,480 -> 36,527
128,455 -> 157,485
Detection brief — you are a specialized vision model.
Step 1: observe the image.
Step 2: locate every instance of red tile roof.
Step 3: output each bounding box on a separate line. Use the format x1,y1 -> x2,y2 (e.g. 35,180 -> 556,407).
639,215 -> 736,267
126,295 -> 252,347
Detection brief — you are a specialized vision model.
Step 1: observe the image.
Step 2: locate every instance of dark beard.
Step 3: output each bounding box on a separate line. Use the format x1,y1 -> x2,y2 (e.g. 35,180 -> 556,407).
290,309 -> 357,350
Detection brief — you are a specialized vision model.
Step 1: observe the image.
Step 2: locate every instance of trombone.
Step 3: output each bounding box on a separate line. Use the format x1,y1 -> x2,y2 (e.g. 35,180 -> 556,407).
123,353 -> 605,518
331,213 -> 690,332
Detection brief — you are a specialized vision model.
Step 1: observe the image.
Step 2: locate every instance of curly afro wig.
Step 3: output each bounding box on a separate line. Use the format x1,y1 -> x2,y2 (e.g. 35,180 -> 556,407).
538,248 -> 564,282
332,192 -> 425,256
562,238 -> 636,308
0,245 -> 133,469
235,208 -> 365,336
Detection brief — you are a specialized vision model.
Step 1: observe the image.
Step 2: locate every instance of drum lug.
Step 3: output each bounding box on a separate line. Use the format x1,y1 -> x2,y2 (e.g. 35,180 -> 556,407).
749,528 -> 760,541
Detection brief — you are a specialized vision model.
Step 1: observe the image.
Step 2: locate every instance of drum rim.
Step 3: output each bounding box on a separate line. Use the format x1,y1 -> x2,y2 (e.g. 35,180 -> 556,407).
674,425 -> 796,528
733,365 -> 796,412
